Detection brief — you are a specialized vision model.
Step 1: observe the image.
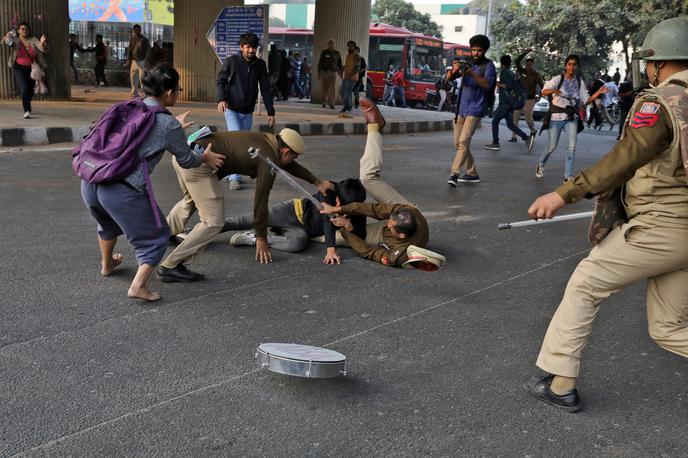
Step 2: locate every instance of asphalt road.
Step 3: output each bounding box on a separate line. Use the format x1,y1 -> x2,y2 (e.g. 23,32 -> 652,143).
1,124 -> 686,457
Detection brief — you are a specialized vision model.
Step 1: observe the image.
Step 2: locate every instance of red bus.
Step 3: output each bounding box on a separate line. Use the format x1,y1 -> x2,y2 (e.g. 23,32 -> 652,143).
443,42 -> 471,65
367,23 -> 444,104
268,23 -> 444,104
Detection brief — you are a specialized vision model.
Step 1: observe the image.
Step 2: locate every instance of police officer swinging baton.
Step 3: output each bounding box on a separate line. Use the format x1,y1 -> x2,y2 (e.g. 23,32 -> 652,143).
498,211 -> 593,230
248,147 -> 324,210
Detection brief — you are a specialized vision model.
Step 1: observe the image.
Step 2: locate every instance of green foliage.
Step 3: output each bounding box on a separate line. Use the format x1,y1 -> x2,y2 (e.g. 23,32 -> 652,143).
269,16 -> 286,27
490,0 -> 686,80
372,0 -> 443,38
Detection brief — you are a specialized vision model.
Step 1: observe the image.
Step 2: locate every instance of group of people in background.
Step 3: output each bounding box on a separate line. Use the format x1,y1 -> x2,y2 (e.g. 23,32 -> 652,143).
316,39 -> 368,117
268,43 -> 312,101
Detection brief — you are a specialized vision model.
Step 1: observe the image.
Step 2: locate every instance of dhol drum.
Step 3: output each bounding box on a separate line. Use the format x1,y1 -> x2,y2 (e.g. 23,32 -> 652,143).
255,343 -> 347,378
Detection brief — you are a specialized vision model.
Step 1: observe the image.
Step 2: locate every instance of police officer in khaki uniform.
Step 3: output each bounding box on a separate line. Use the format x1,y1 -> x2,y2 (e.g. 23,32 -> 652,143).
523,17 -> 688,412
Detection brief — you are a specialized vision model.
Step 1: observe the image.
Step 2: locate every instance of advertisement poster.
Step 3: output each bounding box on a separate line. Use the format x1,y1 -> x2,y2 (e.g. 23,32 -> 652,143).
69,0 -> 173,25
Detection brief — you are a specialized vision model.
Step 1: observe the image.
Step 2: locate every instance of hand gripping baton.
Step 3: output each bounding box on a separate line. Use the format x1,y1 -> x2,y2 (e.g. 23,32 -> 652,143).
248,147 -> 323,210
498,211 -> 593,230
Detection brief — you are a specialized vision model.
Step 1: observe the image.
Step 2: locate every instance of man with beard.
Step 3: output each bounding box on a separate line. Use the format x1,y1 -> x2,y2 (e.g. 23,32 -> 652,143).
446,34 -> 496,185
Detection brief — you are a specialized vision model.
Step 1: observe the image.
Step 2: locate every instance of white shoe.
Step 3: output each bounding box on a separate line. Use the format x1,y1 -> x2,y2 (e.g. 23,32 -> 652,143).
23,111 -> 31,119
535,164 -> 544,178
228,179 -> 243,190
230,230 -> 257,246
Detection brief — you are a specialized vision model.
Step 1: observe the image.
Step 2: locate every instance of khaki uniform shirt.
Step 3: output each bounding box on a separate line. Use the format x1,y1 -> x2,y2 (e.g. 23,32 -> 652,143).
197,132 -> 319,238
338,203 -> 429,267
556,73 -> 688,226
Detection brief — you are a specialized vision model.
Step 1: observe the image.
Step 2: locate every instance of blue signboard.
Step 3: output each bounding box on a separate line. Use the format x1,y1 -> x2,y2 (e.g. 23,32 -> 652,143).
207,5 -> 268,63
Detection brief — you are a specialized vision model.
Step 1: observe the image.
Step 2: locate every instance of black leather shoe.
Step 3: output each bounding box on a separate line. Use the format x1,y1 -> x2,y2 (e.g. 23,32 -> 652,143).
523,374 -> 581,412
157,264 -> 205,283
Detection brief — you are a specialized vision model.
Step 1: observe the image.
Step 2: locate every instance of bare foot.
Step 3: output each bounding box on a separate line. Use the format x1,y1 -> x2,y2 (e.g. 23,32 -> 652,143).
127,286 -> 161,302
101,253 -> 124,276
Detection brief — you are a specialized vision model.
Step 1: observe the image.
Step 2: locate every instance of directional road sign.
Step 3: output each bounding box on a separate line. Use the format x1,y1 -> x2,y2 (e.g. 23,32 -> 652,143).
207,5 -> 268,63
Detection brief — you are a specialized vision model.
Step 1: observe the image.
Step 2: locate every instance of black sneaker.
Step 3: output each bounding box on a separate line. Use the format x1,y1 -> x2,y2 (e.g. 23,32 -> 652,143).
523,374 -> 581,413
157,264 -> 206,283
508,138 -> 518,142
456,173 -> 481,183
484,143 -> 500,151
527,132 -> 536,152
447,174 -> 459,187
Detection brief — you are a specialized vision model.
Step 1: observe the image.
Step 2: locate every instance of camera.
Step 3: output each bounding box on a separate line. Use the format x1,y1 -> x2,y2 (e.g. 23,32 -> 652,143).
456,59 -> 471,74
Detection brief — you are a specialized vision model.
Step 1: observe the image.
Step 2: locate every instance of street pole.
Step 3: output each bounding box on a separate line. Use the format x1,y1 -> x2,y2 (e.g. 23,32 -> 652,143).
485,0 -> 494,38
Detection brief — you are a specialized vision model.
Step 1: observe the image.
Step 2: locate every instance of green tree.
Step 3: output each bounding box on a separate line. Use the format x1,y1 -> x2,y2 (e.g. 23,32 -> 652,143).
372,0 -> 443,38
491,0 -> 686,80
269,16 -> 286,27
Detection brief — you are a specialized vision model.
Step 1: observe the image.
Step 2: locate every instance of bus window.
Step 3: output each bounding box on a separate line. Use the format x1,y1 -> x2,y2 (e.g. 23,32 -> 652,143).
368,36 -> 405,72
409,41 -> 443,82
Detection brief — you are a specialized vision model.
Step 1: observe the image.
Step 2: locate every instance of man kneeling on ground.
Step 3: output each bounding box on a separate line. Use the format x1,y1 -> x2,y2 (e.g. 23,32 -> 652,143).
160,128 -> 332,282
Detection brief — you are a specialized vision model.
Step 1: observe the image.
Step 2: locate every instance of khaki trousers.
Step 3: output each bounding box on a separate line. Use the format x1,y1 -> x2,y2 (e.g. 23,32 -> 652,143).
537,215 -> 688,378
320,71 -> 337,106
450,116 -> 481,176
129,60 -> 144,96
510,98 -> 537,139
326,127 -> 413,247
160,160 -> 225,268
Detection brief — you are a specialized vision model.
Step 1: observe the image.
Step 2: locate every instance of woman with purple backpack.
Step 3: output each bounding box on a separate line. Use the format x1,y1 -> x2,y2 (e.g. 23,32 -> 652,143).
78,64 -> 224,302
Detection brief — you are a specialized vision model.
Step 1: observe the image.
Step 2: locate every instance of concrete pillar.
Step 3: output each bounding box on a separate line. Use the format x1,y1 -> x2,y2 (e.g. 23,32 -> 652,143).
311,0 -> 370,105
174,0 -> 243,103
0,0 -> 70,101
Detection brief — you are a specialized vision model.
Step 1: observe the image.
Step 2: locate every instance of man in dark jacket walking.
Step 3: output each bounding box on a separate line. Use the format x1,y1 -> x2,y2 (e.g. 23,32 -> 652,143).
216,32 -> 275,190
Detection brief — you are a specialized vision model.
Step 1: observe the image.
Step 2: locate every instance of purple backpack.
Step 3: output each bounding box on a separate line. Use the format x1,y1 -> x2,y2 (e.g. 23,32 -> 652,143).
72,99 -> 169,183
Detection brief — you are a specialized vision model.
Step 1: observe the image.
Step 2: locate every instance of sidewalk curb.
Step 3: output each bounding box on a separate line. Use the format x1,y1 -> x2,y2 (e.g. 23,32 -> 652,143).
0,119 -> 454,147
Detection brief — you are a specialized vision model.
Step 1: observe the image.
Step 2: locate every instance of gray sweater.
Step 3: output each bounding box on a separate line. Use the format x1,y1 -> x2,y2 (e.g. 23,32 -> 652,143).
124,97 -> 203,191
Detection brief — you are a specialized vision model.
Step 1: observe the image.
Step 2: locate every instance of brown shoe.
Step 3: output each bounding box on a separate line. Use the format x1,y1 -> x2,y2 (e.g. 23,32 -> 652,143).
359,98 -> 386,130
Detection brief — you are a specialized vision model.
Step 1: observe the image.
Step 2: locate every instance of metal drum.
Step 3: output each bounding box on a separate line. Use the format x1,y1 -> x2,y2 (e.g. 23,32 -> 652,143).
255,343 -> 347,378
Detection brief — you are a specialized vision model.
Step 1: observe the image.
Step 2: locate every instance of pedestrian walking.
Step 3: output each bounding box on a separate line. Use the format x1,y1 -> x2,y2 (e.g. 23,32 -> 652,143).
69,33 -> 86,84
524,17 -> 688,412
278,49 -> 290,101
484,55 -> 534,152
587,72 -> 605,129
290,52 -> 304,99
125,24 -> 150,97
390,67 -> 408,108
382,63 -> 395,105
268,44 -> 282,98
93,34 -> 108,87
353,46 -> 367,109
3,22 -> 47,119
535,55 -> 607,181
301,56 -> 311,98
446,34 -> 496,185
510,48 -> 544,141
216,32 -> 275,191
338,40 -> 360,118
76,64 -> 224,302
317,39 -> 342,109
599,75 -> 619,129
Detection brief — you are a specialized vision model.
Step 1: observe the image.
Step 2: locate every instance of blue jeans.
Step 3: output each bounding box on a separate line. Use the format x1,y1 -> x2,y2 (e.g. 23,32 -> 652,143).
386,86 -> 407,108
340,79 -> 356,112
492,102 -> 527,143
538,118 -> 578,178
224,110 -> 253,181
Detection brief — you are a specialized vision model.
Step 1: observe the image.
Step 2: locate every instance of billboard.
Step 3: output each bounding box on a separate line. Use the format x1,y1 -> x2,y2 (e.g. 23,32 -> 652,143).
68,0 -> 174,25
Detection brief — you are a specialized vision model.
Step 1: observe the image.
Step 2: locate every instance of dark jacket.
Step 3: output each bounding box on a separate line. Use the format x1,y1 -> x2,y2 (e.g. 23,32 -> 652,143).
216,54 -> 275,116
301,192 -> 366,248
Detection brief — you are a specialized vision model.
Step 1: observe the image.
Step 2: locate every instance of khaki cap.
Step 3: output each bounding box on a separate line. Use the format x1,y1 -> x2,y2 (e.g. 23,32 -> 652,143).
278,128 -> 305,155
402,245 -> 446,272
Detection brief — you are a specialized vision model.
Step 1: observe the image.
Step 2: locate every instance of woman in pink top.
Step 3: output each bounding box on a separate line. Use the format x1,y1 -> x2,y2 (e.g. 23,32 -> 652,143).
3,22 -> 47,118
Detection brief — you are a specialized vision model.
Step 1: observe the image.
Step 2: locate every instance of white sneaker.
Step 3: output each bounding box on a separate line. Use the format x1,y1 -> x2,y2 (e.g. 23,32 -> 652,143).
23,111 -> 31,119
230,230 -> 257,246
228,179 -> 243,190
535,164 -> 544,178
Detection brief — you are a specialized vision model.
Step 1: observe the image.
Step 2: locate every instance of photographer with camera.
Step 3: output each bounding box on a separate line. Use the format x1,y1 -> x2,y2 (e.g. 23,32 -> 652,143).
446,34 -> 496,185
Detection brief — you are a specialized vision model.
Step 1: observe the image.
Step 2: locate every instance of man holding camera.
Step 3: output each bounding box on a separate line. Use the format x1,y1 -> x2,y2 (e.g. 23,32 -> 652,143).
446,34 -> 496,185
